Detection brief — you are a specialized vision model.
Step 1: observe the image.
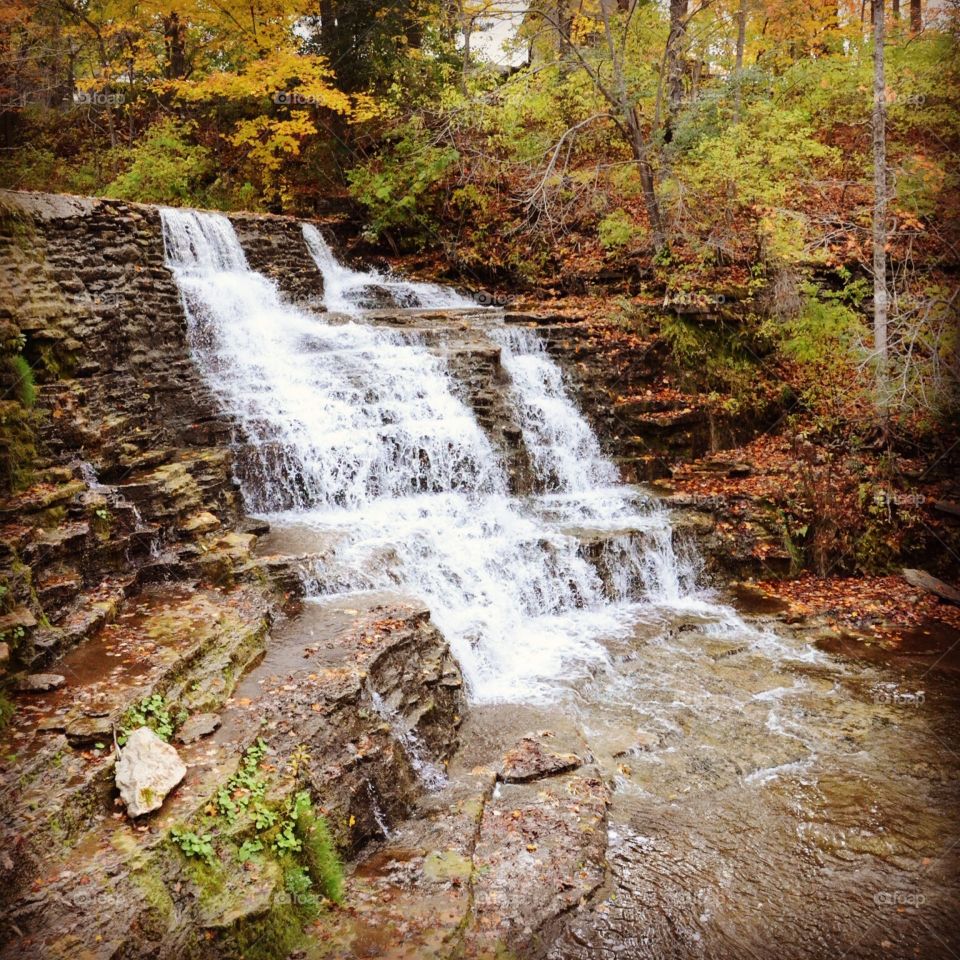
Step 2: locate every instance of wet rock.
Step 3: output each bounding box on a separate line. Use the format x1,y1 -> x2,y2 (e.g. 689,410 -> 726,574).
65,715 -> 113,746
499,733 -> 584,783
15,672 -> 66,692
468,770 -> 609,953
115,726 -> 186,817
238,517 -> 271,536
175,712 -> 221,744
0,607 -> 37,633
613,729 -> 661,757
178,510 -> 220,536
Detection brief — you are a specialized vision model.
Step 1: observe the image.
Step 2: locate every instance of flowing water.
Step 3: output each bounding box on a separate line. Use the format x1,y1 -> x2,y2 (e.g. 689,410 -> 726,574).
302,223 -> 475,315
162,209 -> 960,958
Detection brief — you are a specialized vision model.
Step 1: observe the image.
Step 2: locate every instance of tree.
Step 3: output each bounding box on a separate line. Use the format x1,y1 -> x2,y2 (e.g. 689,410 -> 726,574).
525,1 -> 668,252
734,0 -> 748,121
872,0 -> 889,419
909,0 -> 921,34
664,0 -> 687,142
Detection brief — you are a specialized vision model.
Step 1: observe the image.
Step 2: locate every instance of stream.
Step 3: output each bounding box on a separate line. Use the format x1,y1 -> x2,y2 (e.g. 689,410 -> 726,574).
161,209 -> 960,959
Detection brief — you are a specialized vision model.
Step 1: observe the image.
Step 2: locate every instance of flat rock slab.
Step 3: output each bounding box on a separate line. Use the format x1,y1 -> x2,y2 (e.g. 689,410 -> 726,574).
0,607 -> 37,632
176,712 -> 221,744
500,732 -> 584,783
65,715 -> 113,746
468,770 -> 610,953
15,673 -> 66,692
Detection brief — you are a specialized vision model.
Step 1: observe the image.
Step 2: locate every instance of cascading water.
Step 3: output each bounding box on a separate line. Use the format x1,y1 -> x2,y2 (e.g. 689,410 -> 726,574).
492,328 -> 618,494
302,223 -> 475,315
159,210 -> 960,956
162,207 -> 694,701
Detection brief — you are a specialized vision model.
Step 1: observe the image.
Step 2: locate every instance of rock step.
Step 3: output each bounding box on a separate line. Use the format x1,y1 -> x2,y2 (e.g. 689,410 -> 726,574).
0,594 -> 465,960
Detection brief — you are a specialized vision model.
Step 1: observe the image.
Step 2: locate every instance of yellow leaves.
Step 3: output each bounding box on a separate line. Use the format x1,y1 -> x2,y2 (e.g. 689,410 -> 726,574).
231,115 -> 318,170
569,12 -> 601,47
164,50 -> 362,117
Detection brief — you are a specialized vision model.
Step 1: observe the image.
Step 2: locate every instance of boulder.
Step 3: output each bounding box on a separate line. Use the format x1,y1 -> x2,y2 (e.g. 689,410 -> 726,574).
903,568 -> 960,605
115,726 -> 186,817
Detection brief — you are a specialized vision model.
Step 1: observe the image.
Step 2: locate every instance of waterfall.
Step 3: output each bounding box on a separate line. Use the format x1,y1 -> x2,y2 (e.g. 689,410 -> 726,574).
493,328 -> 618,494
301,223 -> 475,315
162,207 -> 691,702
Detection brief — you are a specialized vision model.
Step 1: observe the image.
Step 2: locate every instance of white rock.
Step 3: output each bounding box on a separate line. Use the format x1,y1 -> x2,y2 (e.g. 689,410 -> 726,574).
115,727 -> 186,817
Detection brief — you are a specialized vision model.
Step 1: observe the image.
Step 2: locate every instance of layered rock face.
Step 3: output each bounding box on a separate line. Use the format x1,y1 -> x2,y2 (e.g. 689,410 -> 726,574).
0,192 -> 468,957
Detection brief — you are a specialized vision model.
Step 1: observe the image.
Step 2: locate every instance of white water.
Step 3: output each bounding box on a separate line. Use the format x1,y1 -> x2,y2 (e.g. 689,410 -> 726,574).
302,223 -> 475,315
493,328 -> 618,494
162,207 -> 704,702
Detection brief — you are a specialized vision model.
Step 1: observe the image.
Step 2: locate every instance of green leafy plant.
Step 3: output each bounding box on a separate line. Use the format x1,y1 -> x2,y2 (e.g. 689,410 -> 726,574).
217,737 -> 269,822
106,119 -> 214,206
597,209 -> 640,253
237,838 -> 264,863
119,693 -> 174,745
170,827 -> 216,864
348,119 -> 459,245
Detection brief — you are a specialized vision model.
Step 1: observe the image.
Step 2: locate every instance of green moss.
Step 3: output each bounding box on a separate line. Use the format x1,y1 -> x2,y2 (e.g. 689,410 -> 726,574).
9,355 -> 36,407
181,853 -> 228,906
0,400 -> 39,492
296,805 -> 345,905
221,898 -> 307,960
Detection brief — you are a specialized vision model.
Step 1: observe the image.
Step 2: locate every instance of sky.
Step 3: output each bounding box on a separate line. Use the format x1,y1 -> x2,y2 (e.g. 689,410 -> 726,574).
470,3 -> 529,68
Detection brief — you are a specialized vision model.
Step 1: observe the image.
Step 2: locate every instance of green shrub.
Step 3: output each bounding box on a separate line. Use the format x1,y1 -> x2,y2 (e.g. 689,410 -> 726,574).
106,120 -> 213,206
348,120 -> 459,245
597,210 -> 640,253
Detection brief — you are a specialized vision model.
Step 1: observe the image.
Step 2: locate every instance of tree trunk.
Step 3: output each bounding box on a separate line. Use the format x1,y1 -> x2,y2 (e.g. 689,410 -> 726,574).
461,4 -> 472,93
892,0 -> 900,18
664,0 -> 687,142
163,13 -> 187,79
734,0 -> 747,122
872,0 -> 889,419
909,0 -> 921,33
628,107 -> 667,253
